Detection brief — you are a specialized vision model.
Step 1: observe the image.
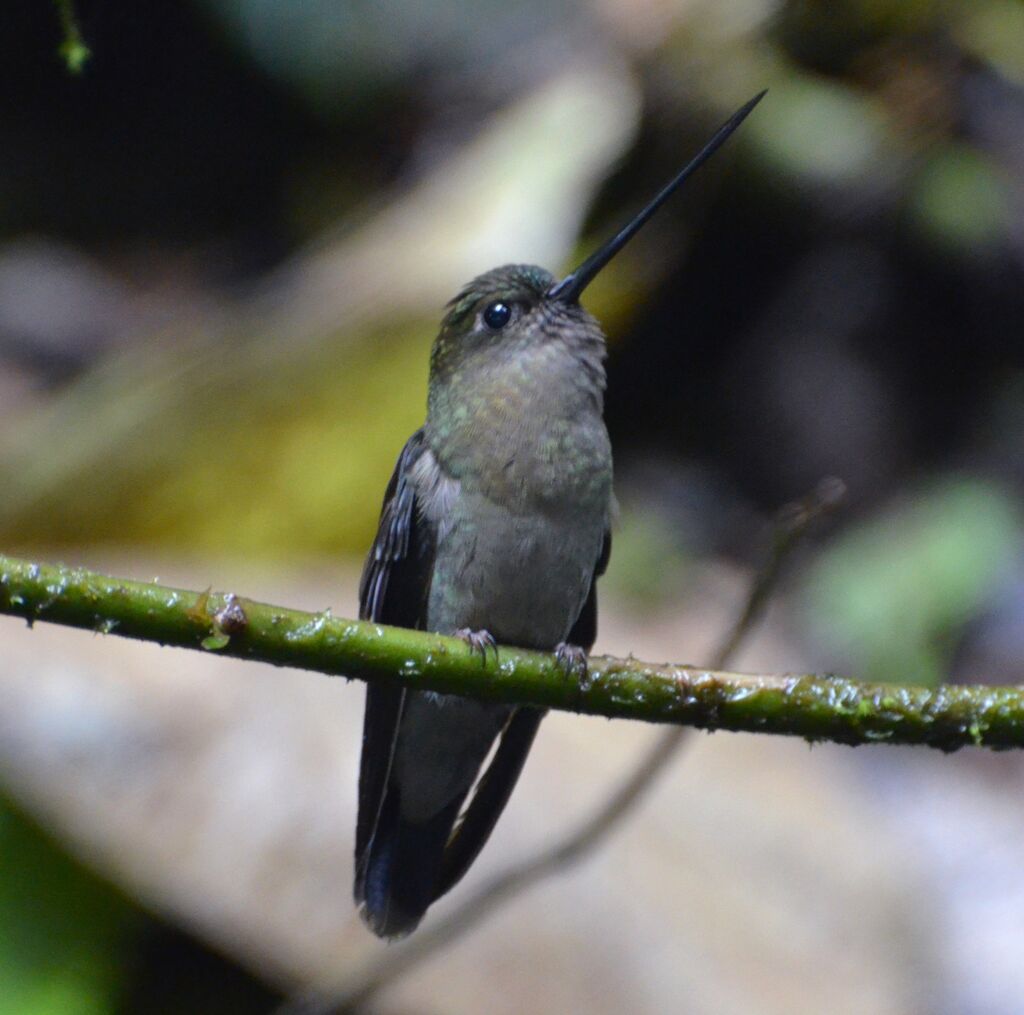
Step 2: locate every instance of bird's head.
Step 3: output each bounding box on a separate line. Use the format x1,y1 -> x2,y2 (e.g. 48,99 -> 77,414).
429,90 -> 766,386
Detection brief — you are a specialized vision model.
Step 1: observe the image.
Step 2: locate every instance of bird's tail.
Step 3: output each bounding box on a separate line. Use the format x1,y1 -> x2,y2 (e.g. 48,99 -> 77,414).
355,788 -> 463,939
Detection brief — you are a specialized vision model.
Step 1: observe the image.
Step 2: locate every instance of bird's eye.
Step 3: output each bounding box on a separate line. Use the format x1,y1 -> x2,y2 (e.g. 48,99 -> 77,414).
483,301 -> 512,330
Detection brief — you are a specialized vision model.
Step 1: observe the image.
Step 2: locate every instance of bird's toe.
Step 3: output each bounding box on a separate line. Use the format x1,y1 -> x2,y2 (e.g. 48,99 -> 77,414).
555,642 -> 590,687
455,628 -> 498,664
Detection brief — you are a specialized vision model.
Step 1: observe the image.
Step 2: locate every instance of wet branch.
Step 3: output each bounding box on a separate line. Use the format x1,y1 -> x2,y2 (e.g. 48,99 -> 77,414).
0,538 -> 1020,752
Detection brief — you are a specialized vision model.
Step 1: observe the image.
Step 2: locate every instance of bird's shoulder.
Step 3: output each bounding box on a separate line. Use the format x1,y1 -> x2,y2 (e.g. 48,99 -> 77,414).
359,428 -> 453,625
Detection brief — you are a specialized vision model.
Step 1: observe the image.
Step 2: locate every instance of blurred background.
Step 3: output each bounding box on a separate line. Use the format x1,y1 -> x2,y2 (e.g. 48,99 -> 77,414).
1,1 -> 1023,1012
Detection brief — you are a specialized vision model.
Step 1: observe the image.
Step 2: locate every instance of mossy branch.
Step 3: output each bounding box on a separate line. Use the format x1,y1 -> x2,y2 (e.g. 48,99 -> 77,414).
0,552 -> 1020,752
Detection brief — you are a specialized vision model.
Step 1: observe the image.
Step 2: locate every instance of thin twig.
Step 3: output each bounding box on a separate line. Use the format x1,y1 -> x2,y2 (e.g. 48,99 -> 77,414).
279,478 -> 847,1014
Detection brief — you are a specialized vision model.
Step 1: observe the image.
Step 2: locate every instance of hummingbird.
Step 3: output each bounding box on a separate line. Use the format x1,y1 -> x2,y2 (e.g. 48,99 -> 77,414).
354,91 -> 765,938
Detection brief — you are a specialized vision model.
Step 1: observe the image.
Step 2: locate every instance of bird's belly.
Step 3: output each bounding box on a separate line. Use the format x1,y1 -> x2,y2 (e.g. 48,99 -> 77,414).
426,493 -> 604,650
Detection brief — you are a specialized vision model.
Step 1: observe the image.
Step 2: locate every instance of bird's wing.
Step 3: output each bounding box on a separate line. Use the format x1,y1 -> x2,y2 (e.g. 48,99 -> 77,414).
433,526 -> 612,901
563,527 -> 611,653
354,429 -> 436,886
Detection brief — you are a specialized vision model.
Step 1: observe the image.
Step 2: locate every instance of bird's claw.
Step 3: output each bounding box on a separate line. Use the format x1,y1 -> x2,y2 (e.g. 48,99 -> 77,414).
456,628 -> 498,665
555,642 -> 590,688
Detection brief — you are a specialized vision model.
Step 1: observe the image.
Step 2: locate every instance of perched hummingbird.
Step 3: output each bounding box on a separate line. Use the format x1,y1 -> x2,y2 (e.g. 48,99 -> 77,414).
354,91 -> 765,937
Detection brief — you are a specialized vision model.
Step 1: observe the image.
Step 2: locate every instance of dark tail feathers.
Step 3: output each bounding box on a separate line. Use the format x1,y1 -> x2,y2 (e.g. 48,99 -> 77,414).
355,790 -> 462,939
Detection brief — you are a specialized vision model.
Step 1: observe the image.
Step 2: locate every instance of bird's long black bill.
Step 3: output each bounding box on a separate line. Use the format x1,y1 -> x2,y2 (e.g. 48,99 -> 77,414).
547,89 -> 766,304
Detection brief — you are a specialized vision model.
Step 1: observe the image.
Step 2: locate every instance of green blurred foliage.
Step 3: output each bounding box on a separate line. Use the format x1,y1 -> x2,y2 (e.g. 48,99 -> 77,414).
961,0 -> 1024,86
55,0 -> 90,75
603,505 -> 694,607
908,146 -> 1012,252
139,324 -> 432,557
748,76 -> 892,188
0,799 -> 135,1015
802,479 -> 1022,686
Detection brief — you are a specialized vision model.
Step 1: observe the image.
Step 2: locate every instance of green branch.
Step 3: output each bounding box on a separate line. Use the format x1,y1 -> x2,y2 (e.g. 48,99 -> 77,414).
0,552 -> 1019,751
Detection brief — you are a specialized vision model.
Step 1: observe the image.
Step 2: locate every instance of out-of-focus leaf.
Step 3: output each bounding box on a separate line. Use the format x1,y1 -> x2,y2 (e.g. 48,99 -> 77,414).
603,504 -> 693,606
745,76 -> 894,189
802,478 -> 1022,685
959,0 -> 1024,86
202,0 -> 585,104
0,799 -> 134,1015
907,145 -> 1011,252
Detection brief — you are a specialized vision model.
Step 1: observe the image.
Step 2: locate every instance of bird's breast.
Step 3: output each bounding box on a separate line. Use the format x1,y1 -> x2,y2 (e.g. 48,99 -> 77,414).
427,492 -> 605,649
418,410 -> 611,649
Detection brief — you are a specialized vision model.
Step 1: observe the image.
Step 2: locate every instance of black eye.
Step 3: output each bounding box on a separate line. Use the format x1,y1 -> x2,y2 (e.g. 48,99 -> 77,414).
483,301 -> 512,330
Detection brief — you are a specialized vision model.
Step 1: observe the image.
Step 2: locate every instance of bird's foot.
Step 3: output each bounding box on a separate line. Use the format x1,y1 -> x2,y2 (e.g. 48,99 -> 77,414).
455,628 -> 498,665
555,642 -> 590,688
